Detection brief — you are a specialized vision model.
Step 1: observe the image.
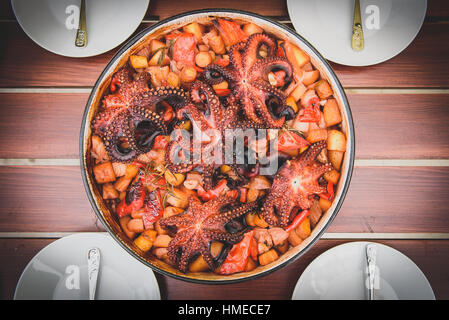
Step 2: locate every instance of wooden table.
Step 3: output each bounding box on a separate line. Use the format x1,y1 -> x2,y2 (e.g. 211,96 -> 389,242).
1,0 -> 448,300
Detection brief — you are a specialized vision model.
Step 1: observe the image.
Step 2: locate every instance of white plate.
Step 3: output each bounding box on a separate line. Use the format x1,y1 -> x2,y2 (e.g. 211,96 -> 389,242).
14,233 -> 160,300
287,0 -> 427,66
12,0 -> 149,57
292,241 -> 435,300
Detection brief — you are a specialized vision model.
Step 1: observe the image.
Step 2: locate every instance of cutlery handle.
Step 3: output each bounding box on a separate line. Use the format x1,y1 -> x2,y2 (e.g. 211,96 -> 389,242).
87,247 -> 100,300
366,244 -> 377,300
75,0 -> 87,47
352,0 -> 364,51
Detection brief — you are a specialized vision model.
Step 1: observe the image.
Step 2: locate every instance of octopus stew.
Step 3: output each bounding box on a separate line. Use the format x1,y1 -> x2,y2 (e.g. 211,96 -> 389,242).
90,18 -> 347,274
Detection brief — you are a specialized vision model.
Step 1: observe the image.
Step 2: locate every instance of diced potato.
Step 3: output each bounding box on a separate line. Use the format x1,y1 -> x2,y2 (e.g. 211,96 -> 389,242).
276,240 -> 289,254
315,79 -> 333,99
91,135 -> 109,163
163,206 -> 184,218
290,82 -> 307,102
93,162 -> 116,184
284,41 -> 310,71
166,188 -> 189,208
198,44 -> 209,52
125,164 -> 139,179
302,62 -> 314,72
248,175 -> 271,190
319,198 -> 332,212
102,183 -> 118,199
195,51 -> 212,68
243,23 -> 263,36
189,242 -> 222,272
119,191 -> 126,201
167,72 -> 180,87
258,249 -> 279,266
152,247 -> 168,260
119,216 -> 136,240
323,99 -> 342,127
164,170 -> 185,186
328,150 -> 344,171
149,39 -> 165,54
302,70 -> 320,86
327,130 -> 346,152
148,48 -> 167,66
220,164 -> 232,174
307,129 -> 328,143
114,176 -> 132,193
317,148 -> 328,164
324,169 -> 340,185
247,188 -> 259,202
112,162 -> 127,177
189,255 -> 209,272
288,230 -> 303,247
203,30 -> 226,55
295,217 -> 311,240
245,213 -> 257,227
127,218 -> 145,233
131,208 -> 145,219
183,22 -> 204,42
155,220 -> 168,235
245,257 -> 258,272
153,234 -> 172,248
130,55 -> 148,69
213,81 -> 229,91
254,214 -> 269,228
286,96 -> 298,113
180,66 -> 197,83
134,229 -> 157,252
309,199 -> 323,228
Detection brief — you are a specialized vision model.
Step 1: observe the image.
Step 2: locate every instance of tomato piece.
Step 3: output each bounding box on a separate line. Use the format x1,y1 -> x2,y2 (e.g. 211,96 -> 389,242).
172,33 -> 197,67
214,57 -> 230,67
197,179 -> 228,201
239,187 -> 248,203
214,18 -> 248,47
214,88 -> 231,96
276,131 -> 310,152
299,97 -> 321,123
153,135 -> 170,150
285,209 -> 310,233
142,189 -> 164,228
116,182 -> 145,218
217,230 -> 256,275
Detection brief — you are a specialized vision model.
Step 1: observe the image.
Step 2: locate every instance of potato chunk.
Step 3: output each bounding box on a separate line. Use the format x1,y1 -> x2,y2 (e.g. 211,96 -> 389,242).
93,162 -> 116,184
323,99 -> 342,127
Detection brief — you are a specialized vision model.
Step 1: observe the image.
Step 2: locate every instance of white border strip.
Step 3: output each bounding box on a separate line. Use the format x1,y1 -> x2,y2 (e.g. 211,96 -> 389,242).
0,232 -> 447,240
1,159 -> 448,167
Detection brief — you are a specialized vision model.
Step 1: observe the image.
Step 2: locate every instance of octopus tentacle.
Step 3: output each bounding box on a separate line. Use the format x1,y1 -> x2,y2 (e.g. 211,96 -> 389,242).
249,56 -> 293,83
203,64 -> 237,85
159,195 -> 254,272
243,33 -> 277,71
261,142 -> 332,227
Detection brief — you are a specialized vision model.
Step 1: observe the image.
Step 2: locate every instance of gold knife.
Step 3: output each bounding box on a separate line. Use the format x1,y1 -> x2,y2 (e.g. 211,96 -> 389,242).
352,0 -> 364,51
75,0 -> 87,47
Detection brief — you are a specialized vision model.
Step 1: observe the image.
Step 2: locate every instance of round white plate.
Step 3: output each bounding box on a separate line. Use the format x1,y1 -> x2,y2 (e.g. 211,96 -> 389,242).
14,233 -> 160,300
12,0 -> 149,57
292,241 -> 435,300
287,0 -> 427,66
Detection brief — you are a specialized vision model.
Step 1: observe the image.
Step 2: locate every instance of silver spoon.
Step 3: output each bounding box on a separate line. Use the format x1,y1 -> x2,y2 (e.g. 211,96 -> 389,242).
366,244 -> 377,300
75,0 -> 87,47
87,247 -> 100,300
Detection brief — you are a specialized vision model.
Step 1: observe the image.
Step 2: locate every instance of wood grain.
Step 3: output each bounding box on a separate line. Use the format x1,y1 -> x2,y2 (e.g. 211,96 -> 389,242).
0,166 -> 448,233
1,238 -> 447,299
0,14 -> 448,88
1,93 -> 448,159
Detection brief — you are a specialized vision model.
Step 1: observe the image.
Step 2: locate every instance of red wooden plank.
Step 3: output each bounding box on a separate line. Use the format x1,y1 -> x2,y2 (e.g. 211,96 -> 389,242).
0,166 -> 448,233
1,238 -> 447,299
0,22 -> 448,87
2,93 -> 448,159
